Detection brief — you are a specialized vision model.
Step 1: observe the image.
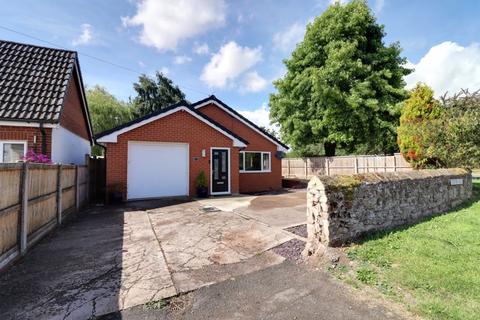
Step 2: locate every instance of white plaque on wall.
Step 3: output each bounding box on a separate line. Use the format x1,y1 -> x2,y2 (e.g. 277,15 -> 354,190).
450,178 -> 463,186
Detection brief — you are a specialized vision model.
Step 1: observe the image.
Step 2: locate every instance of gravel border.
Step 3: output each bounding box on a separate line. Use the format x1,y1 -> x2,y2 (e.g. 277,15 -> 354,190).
271,239 -> 306,264
284,224 -> 307,238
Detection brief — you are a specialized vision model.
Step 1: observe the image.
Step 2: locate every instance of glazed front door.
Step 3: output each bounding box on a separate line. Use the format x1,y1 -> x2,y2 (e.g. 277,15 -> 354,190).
211,148 -> 229,194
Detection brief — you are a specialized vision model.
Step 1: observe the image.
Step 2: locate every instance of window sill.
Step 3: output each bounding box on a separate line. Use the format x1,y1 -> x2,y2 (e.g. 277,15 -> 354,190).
239,170 -> 271,174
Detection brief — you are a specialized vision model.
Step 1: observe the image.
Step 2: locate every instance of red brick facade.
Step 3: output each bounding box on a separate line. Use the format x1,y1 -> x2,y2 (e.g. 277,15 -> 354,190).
198,103 -> 282,193
102,101 -> 283,199
104,110 -> 241,199
0,125 -> 52,158
0,69 -> 91,162
59,70 -> 90,140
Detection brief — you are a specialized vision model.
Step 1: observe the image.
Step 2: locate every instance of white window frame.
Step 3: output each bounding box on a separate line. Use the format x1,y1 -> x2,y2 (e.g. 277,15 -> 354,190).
0,140 -> 27,163
239,151 -> 271,173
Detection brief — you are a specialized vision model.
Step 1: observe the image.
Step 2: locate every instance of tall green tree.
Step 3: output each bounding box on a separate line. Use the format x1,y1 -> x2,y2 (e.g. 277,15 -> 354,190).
132,71 -> 186,117
269,0 -> 411,156
87,85 -> 132,134
86,85 -> 133,156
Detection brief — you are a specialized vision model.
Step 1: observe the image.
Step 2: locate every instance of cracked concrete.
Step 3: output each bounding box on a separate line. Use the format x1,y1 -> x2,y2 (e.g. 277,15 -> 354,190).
0,190 -> 306,319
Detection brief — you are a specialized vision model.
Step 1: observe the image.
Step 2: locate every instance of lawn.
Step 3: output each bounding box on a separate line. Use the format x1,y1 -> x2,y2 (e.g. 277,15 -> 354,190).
340,181 -> 480,320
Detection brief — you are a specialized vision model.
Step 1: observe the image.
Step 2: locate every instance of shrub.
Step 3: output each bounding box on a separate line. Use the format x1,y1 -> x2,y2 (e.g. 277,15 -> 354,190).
435,89 -> 480,168
21,149 -> 52,164
195,170 -> 207,188
397,84 -> 443,168
398,85 -> 480,169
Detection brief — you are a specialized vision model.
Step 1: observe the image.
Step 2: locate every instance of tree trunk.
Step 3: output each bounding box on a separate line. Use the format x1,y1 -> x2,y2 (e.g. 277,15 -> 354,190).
324,142 -> 336,157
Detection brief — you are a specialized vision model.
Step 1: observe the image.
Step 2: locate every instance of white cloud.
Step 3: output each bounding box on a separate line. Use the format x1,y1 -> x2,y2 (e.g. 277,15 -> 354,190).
193,42 -> 209,55
405,41 -> 480,97
374,0 -> 385,13
173,55 -> 192,64
201,41 -> 262,88
239,103 -> 279,132
122,0 -> 226,51
273,22 -> 305,52
241,71 -> 268,93
138,61 -> 145,68
72,23 -> 93,46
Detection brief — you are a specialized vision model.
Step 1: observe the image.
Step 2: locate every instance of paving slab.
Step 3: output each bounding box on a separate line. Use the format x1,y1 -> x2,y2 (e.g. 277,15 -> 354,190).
147,202 -> 293,292
0,208 -> 175,320
237,190 -> 307,228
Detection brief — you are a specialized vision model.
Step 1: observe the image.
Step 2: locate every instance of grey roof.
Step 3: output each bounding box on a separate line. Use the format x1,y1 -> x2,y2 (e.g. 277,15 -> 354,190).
0,40 -> 77,123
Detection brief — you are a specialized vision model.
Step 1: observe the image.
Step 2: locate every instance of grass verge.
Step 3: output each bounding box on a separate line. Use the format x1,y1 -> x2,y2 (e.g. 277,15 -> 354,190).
334,181 -> 480,320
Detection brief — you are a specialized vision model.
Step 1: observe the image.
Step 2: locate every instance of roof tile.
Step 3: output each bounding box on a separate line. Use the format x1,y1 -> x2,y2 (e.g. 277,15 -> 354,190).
0,40 -> 76,122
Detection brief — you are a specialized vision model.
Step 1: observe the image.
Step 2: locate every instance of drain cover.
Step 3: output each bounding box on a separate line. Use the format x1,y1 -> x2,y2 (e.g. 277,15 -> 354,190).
201,205 -> 220,212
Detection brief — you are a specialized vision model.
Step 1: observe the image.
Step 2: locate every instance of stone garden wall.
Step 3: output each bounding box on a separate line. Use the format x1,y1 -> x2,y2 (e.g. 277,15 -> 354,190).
304,169 -> 472,252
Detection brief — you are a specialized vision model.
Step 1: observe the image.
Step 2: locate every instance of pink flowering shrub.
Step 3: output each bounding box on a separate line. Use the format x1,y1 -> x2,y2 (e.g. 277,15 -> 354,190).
21,149 -> 52,164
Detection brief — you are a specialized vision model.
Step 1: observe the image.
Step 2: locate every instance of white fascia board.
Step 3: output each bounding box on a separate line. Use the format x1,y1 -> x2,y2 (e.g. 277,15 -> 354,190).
96,106 -> 247,148
194,100 -> 289,152
0,121 -> 57,128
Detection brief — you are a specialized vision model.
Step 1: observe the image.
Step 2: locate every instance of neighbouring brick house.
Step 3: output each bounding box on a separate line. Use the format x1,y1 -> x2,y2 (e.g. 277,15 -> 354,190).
96,96 -> 289,200
0,40 -> 93,164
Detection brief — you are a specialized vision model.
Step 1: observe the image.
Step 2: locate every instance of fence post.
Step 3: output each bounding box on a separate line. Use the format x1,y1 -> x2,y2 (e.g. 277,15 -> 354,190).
305,158 -> 308,179
393,156 -> 397,172
19,162 -> 29,255
287,159 -> 291,177
354,157 -> 358,174
325,158 -> 330,176
56,165 -> 63,225
75,166 -> 80,212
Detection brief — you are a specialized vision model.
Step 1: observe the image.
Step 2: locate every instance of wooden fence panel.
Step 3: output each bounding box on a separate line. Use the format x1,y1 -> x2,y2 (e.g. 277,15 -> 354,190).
61,166 -> 76,189
0,165 -> 22,211
0,162 -> 91,271
27,194 -> 56,235
282,153 -> 412,179
0,209 -> 19,256
62,188 -> 76,213
28,166 -> 57,199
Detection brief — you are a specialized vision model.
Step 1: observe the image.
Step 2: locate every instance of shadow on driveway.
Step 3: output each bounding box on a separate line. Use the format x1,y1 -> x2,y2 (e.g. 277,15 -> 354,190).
0,202 -> 177,319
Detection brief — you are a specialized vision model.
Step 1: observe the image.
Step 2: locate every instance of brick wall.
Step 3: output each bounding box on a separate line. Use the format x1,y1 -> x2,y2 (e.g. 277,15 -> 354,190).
105,110 -> 239,199
0,125 -> 52,158
59,70 -> 90,141
198,103 -> 282,193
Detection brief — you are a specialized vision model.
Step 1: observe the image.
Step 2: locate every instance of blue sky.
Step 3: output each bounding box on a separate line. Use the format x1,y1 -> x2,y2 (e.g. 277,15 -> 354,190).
1,0 -> 480,128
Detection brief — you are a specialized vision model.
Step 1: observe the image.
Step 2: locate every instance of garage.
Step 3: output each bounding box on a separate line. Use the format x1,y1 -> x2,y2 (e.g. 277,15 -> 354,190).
127,142 -> 189,200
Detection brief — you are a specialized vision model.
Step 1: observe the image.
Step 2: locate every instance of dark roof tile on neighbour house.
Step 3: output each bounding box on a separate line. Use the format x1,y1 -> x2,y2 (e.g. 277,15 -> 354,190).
0,40 -> 77,123
191,95 -> 289,150
95,101 -> 249,146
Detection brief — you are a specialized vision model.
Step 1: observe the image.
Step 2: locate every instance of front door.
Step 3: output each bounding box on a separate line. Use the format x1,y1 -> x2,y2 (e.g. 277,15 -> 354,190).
211,148 -> 229,194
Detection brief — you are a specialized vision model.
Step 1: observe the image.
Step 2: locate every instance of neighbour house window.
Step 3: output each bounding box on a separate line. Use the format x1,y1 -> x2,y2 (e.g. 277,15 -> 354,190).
0,141 -> 27,163
239,151 -> 271,172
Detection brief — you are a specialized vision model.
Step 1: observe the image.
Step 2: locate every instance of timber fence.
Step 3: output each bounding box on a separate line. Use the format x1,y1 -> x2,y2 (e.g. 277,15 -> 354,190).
0,163 -> 88,271
282,153 -> 412,179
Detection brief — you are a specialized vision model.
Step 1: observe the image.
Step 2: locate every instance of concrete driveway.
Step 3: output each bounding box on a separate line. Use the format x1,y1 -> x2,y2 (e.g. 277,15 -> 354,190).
0,190 -> 307,319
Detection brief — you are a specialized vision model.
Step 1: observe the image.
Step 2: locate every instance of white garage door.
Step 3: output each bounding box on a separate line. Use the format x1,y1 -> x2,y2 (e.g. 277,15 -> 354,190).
127,142 -> 189,200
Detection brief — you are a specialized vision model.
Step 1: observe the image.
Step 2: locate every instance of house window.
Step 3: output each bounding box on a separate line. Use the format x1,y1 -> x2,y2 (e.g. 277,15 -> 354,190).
0,141 -> 27,163
239,151 -> 271,173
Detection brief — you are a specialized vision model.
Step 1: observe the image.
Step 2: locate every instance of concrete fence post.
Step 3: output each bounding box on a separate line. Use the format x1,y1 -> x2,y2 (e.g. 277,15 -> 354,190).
75,166 -> 80,212
305,158 -> 309,179
393,156 -> 397,172
325,158 -> 330,176
19,162 -> 29,255
56,165 -> 63,225
354,157 -> 358,174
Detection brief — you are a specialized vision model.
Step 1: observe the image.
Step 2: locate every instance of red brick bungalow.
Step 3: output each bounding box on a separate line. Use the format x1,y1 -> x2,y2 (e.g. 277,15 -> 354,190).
0,40 -> 93,164
96,96 -> 289,200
